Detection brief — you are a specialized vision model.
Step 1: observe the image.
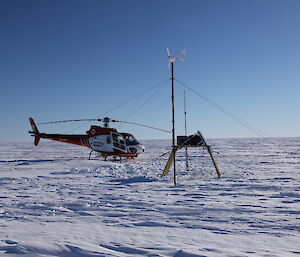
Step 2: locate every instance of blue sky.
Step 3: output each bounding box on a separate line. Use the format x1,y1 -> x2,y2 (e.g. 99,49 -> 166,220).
1,0 -> 300,141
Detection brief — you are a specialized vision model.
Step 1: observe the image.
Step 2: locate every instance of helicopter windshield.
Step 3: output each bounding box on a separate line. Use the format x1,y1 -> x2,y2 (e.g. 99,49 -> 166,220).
123,135 -> 139,146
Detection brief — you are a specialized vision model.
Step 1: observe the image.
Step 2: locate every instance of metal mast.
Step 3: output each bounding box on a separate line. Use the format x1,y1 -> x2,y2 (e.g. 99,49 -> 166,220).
166,49 -> 186,185
171,61 -> 176,185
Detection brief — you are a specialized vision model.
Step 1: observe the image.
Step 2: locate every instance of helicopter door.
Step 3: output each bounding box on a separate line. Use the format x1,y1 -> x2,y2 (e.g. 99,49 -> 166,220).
111,133 -> 127,152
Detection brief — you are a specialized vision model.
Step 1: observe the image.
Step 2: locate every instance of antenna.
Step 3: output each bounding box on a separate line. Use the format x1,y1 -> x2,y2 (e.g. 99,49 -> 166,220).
184,91 -> 189,170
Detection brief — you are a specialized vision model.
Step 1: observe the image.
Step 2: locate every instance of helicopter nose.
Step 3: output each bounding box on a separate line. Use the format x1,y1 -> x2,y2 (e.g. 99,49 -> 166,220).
137,145 -> 145,153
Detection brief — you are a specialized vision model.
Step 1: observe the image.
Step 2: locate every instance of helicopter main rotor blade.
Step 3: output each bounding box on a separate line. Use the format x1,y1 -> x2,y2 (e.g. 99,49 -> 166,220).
38,117 -> 171,134
37,119 -> 100,125
112,120 -> 171,134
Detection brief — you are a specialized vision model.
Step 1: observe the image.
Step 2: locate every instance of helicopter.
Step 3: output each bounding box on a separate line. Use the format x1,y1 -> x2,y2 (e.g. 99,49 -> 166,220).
28,117 -> 170,160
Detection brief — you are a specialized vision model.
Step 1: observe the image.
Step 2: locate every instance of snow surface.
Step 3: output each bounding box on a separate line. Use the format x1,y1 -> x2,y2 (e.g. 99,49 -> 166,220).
0,138 -> 300,256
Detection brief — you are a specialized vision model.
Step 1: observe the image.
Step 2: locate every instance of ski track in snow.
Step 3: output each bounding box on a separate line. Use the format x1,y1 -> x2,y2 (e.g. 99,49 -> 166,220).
0,138 -> 300,256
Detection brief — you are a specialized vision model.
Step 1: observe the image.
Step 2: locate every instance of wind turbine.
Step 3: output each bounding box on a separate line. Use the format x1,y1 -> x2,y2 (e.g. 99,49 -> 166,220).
162,49 -> 221,184
165,48 -> 186,185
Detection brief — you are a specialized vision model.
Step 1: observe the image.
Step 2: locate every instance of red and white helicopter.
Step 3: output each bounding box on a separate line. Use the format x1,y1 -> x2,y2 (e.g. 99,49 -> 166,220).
29,117 -> 170,160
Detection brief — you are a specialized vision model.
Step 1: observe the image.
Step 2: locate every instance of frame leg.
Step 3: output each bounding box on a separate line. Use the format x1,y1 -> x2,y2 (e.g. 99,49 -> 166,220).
207,146 -> 221,177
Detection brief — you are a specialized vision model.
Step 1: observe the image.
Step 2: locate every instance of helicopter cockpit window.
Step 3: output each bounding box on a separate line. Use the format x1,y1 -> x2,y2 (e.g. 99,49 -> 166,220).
123,135 -> 139,146
112,133 -> 125,145
112,133 -> 126,150
112,133 -> 118,142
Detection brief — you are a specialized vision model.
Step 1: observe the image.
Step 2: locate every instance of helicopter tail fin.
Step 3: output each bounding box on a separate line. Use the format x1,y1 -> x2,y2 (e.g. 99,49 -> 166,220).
29,117 -> 41,146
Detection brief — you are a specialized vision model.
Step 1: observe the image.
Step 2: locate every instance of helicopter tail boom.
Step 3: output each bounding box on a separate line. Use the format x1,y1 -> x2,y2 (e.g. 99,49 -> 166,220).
29,117 -> 41,146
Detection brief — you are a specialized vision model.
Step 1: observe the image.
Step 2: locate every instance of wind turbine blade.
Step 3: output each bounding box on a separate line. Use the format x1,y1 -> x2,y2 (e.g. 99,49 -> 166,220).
167,47 -> 170,56
178,49 -> 187,62
167,47 -> 176,63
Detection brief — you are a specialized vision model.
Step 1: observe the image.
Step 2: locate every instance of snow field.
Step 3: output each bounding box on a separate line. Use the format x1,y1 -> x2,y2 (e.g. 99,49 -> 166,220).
0,138 -> 300,256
